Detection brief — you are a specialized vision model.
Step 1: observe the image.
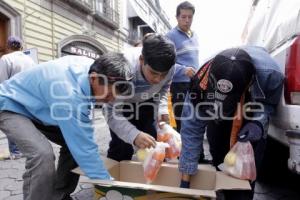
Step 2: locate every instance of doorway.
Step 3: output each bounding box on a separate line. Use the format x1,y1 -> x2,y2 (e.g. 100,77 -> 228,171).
0,13 -> 8,57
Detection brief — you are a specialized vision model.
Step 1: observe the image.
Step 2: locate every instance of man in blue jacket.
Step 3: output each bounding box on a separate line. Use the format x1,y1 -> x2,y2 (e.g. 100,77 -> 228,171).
0,53 -> 133,200
179,47 -> 284,200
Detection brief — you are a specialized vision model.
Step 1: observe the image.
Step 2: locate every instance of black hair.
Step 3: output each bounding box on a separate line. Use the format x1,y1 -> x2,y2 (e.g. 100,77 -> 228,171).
142,34 -> 176,72
8,43 -> 22,51
88,52 -> 133,94
176,1 -> 195,17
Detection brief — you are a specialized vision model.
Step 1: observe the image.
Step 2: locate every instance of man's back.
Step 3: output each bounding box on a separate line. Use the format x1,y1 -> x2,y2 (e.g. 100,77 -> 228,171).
0,51 -> 35,82
0,55 -> 94,124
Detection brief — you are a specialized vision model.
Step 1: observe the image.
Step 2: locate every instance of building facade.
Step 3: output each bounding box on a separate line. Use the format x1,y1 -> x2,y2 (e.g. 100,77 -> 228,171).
123,0 -> 171,46
0,0 -> 171,63
0,0 -> 123,62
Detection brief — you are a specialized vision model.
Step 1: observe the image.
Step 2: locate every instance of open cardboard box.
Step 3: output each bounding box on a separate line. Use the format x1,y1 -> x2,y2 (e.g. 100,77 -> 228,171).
73,157 -> 250,200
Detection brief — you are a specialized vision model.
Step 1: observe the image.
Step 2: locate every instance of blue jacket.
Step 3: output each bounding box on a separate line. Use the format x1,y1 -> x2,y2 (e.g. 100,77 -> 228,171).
0,55 -> 111,180
166,27 -> 199,83
179,46 -> 284,175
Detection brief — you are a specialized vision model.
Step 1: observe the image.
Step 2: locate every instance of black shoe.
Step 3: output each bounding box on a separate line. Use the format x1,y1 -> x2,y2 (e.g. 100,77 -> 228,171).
199,158 -> 213,164
198,153 -> 212,164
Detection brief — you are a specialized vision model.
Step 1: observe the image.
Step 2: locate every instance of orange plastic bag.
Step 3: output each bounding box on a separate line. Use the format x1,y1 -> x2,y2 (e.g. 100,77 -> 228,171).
157,122 -> 182,159
143,142 -> 169,183
219,141 -> 256,181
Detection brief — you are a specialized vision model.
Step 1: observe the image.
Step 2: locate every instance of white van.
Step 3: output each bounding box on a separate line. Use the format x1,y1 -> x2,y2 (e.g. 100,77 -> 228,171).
243,0 -> 300,173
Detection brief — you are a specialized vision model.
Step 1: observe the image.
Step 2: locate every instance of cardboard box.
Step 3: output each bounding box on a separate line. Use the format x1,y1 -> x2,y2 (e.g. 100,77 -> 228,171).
73,157 -> 250,200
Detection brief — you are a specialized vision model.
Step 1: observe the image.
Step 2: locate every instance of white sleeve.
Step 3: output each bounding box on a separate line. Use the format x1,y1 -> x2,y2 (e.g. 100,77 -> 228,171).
158,67 -> 175,115
0,58 -> 11,83
103,102 -> 140,145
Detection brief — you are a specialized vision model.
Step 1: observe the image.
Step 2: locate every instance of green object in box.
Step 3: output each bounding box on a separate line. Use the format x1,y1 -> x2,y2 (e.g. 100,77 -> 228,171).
94,184 -> 209,200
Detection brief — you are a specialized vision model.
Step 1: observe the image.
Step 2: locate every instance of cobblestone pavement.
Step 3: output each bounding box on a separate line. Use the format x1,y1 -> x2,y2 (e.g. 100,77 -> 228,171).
0,111 -> 300,200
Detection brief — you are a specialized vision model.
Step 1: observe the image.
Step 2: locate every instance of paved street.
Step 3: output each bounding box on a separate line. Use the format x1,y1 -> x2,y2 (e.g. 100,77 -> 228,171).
0,111 -> 300,200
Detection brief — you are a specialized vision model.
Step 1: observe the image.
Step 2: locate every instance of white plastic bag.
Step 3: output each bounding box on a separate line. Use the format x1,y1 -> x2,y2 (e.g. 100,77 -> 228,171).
157,122 -> 181,159
219,141 -> 256,181
143,142 -> 169,183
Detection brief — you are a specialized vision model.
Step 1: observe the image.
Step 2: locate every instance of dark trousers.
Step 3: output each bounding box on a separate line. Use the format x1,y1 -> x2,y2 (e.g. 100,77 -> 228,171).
33,121 -> 79,200
206,120 -> 266,200
107,100 -> 157,161
170,82 -> 190,132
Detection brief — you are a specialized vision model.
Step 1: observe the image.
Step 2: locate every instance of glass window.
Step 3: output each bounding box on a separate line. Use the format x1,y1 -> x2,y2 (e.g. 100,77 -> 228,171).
95,0 -> 104,13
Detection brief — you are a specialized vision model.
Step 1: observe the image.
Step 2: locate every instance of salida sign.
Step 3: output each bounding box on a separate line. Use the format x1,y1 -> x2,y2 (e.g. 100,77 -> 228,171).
70,46 -> 100,59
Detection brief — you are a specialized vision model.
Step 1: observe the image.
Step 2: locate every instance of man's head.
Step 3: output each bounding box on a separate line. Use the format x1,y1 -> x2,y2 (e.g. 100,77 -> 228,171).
176,1 -> 195,33
203,48 -> 255,117
7,36 -> 23,52
140,34 -> 176,84
88,52 -> 133,103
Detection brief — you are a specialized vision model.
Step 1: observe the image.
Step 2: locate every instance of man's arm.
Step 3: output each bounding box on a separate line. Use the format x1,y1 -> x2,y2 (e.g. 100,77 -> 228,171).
250,103 -> 276,138
55,107 -> 111,179
103,102 -> 140,145
166,31 -> 196,79
42,80 -> 111,179
103,102 -> 155,148
157,67 -> 175,119
250,70 -> 284,138
173,63 -> 196,79
157,81 -> 171,118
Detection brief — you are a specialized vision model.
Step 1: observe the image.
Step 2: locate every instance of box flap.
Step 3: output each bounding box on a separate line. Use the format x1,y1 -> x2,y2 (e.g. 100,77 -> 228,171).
102,157 -> 120,179
72,157 -> 120,180
72,167 -> 84,176
81,177 -> 216,198
119,161 -> 216,190
215,171 -> 251,190
190,164 -> 216,190
119,161 -> 144,183
119,161 -> 182,187
151,163 -> 181,187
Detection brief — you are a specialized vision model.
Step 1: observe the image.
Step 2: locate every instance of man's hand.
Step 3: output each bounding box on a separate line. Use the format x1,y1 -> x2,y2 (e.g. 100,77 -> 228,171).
238,121 -> 263,143
185,67 -> 196,78
158,114 -> 170,129
134,132 -> 156,149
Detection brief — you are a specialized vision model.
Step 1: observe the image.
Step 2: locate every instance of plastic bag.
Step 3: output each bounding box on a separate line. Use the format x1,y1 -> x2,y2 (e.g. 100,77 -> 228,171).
219,141 -> 256,181
143,142 -> 169,183
157,122 -> 182,159
135,148 -> 151,162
